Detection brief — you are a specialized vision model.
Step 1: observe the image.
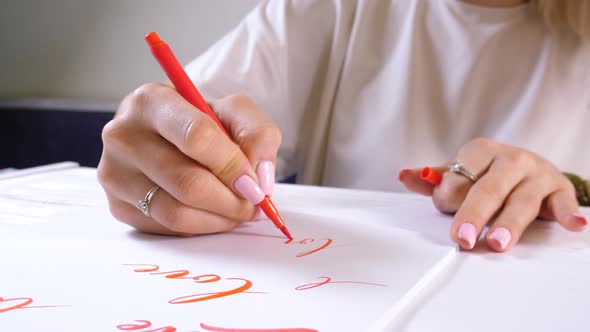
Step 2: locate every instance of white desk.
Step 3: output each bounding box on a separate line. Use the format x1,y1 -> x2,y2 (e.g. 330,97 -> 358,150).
1,164 -> 588,331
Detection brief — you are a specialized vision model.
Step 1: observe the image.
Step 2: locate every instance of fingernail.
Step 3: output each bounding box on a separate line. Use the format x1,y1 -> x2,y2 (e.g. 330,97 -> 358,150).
569,213 -> 588,227
398,169 -> 410,182
488,227 -> 512,250
250,207 -> 267,222
234,175 -> 265,204
257,161 -> 275,196
457,223 -> 477,249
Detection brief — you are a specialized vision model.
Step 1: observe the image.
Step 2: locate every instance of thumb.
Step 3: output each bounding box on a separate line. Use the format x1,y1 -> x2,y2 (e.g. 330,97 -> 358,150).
398,166 -> 446,196
211,95 -> 281,196
540,188 -> 587,232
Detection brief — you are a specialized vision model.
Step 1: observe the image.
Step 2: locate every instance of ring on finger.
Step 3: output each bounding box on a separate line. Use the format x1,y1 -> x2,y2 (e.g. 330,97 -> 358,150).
448,160 -> 478,182
138,185 -> 160,218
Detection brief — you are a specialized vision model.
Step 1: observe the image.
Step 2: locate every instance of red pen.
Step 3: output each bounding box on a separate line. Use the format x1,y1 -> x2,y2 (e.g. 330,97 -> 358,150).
420,167 -> 442,186
145,31 -> 292,240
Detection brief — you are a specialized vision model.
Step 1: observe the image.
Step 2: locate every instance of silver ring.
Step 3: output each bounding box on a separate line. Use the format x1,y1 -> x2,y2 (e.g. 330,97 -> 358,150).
448,160 -> 478,182
138,185 -> 160,218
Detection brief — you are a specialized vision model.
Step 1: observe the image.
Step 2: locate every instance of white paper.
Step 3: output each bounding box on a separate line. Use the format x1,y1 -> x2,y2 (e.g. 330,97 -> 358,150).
0,161 -> 79,181
0,168 -> 457,331
399,217 -> 590,332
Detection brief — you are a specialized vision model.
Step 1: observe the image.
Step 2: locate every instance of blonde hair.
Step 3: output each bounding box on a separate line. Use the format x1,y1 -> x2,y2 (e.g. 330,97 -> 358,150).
531,0 -> 590,39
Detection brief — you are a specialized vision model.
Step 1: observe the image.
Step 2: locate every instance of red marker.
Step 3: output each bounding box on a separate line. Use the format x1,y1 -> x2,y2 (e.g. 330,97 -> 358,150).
420,167 -> 442,185
145,32 -> 292,240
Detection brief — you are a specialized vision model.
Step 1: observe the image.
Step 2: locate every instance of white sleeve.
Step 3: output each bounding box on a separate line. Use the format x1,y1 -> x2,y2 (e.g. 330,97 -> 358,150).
184,0 -> 343,180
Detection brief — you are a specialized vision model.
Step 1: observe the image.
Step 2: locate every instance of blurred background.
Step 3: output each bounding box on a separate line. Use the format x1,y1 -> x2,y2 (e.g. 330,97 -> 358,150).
0,0 -> 259,168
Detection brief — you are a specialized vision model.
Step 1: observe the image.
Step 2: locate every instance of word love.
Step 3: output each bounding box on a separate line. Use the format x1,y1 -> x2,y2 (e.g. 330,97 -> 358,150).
117,319 -> 318,332
0,296 -> 68,314
284,238 -> 333,257
124,264 -> 264,304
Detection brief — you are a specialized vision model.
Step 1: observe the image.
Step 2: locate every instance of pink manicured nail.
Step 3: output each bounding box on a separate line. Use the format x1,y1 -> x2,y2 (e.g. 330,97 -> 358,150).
251,207 -> 267,221
569,213 -> 588,227
234,175 -> 265,204
257,161 -> 275,196
457,223 -> 477,249
488,227 -> 512,250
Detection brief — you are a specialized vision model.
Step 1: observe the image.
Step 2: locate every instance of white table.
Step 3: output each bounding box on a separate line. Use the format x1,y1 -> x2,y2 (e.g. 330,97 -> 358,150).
1,164 -> 588,332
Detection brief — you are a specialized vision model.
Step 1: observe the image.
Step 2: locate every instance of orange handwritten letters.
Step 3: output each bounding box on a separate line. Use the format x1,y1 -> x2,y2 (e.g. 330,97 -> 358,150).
116,320 -> 318,332
117,320 -> 177,332
284,238 -> 333,257
123,264 -> 263,304
295,277 -> 387,290
0,296 -> 33,313
0,296 -> 68,314
199,323 -> 319,332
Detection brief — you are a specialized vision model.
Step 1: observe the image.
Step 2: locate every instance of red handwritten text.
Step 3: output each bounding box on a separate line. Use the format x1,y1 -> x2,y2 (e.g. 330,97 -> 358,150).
295,276 -> 387,290
0,296 -> 68,314
117,320 -> 177,331
200,323 -> 318,332
124,264 -> 265,304
0,297 -> 32,313
116,320 -> 318,332
284,238 -> 333,257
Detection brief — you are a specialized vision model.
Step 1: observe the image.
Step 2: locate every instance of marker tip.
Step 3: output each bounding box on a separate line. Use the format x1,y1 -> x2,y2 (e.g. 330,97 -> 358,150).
281,226 -> 293,240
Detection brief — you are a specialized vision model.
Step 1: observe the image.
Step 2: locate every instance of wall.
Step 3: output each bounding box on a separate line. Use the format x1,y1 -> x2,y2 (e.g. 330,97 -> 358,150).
0,0 -> 259,102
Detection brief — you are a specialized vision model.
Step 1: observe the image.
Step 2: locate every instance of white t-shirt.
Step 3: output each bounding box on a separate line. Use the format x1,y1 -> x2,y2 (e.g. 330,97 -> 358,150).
185,0 -> 590,192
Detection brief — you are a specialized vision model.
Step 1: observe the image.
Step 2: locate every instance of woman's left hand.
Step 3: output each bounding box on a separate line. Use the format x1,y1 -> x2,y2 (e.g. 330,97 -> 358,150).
398,138 -> 588,252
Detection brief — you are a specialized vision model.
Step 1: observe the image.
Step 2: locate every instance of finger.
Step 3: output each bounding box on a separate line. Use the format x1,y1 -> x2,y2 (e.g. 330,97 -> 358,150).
431,170 -> 473,214
432,139 -> 499,213
249,207 -> 268,222
108,132 -> 255,221
111,178 -> 240,234
127,83 -> 260,202
398,168 -> 436,196
543,188 -> 588,232
146,187 -> 242,235
211,96 -> 282,196
105,195 -> 191,236
98,156 -> 245,235
484,180 -> 547,252
451,157 -> 531,250
107,194 -> 241,236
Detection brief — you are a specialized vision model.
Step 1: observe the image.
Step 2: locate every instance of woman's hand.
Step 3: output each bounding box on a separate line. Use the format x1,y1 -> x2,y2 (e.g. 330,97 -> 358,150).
399,138 -> 588,252
98,83 -> 281,236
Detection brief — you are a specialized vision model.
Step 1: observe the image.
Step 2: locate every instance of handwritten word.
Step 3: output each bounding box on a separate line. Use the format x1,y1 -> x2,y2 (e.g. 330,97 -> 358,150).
295,277 -> 387,290
200,323 -> 318,332
0,296 -> 68,314
116,320 -> 318,332
0,296 -> 32,314
117,320 -> 177,332
124,264 -> 265,304
284,238 -> 333,257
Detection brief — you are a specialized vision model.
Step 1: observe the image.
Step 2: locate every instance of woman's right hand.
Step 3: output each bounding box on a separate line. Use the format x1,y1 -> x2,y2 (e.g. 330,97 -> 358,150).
97,83 -> 282,236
